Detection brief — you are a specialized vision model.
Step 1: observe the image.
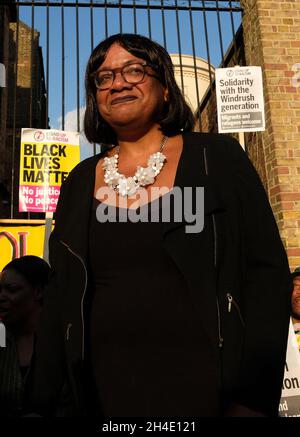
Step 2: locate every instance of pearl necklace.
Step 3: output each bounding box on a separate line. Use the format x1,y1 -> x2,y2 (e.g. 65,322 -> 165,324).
103,136 -> 168,197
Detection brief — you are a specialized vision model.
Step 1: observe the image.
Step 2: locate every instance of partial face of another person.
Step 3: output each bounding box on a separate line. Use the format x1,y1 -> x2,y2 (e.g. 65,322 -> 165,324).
0,269 -> 39,328
292,276 -> 300,320
95,43 -> 168,132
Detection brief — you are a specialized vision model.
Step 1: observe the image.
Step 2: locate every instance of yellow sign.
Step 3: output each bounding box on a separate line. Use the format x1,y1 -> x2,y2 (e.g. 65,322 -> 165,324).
0,220 -> 52,271
19,128 -> 80,213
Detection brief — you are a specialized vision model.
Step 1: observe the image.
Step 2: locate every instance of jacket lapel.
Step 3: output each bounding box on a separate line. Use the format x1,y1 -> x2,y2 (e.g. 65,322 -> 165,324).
162,132 -> 225,236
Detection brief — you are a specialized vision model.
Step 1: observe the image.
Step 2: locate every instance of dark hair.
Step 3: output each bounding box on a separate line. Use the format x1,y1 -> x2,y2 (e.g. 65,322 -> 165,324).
3,255 -> 50,289
84,33 -> 195,145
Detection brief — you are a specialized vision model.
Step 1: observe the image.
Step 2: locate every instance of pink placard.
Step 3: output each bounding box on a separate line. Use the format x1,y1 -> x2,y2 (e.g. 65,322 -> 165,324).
19,185 -> 60,213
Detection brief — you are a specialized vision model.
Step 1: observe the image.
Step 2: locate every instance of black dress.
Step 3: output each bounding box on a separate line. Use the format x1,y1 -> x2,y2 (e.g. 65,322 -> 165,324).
88,196 -> 217,417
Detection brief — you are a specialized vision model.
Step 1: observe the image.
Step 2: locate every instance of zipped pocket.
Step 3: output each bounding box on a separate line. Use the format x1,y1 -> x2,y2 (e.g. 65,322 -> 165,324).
65,323 -> 72,341
226,293 -> 245,327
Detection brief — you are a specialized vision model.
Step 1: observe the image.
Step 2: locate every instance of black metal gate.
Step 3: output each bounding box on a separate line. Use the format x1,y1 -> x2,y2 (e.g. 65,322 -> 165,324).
0,0 -> 243,218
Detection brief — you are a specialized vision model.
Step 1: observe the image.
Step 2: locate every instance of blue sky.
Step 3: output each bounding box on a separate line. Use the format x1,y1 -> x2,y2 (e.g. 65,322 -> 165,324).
17,1 -> 242,158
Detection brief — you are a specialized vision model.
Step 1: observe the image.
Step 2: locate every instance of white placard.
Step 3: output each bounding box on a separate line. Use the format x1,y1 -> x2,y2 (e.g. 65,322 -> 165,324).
216,66 -> 265,133
279,319 -> 300,417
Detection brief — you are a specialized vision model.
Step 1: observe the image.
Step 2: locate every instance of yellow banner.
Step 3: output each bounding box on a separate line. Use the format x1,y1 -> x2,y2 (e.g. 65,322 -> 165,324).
0,220 -> 52,271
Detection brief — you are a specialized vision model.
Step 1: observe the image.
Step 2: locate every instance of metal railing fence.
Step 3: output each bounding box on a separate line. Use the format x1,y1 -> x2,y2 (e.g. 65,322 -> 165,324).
0,1 -> 243,218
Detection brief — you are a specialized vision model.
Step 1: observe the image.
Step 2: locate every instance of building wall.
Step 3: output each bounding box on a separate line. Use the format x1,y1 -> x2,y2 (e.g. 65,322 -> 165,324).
1,20 -> 47,218
7,22 -> 45,128
0,4 -> 16,217
0,5 -> 12,183
240,0 -> 300,270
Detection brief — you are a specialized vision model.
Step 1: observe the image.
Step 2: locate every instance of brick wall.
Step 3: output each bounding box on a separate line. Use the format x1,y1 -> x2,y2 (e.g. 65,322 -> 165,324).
240,0 -> 300,270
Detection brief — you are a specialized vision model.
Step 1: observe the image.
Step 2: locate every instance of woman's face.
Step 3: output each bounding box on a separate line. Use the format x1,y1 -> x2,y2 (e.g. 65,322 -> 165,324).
0,268 -> 38,328
95,43 -> 168,135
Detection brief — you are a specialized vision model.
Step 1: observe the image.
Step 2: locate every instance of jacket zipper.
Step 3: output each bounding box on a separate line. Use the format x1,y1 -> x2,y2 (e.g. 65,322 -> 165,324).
204,146 -> 223,349
216,297 -> 224,348
226,293 -> 245,326
59,240 -> 88,360
213,214 -> 223,348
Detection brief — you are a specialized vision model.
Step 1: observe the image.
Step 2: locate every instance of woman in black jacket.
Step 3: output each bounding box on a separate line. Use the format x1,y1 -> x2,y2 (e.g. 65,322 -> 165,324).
26,33 -> 291,417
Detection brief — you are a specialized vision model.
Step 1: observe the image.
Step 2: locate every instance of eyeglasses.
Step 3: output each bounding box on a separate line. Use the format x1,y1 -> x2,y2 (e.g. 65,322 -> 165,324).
94,61 -> 158,90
